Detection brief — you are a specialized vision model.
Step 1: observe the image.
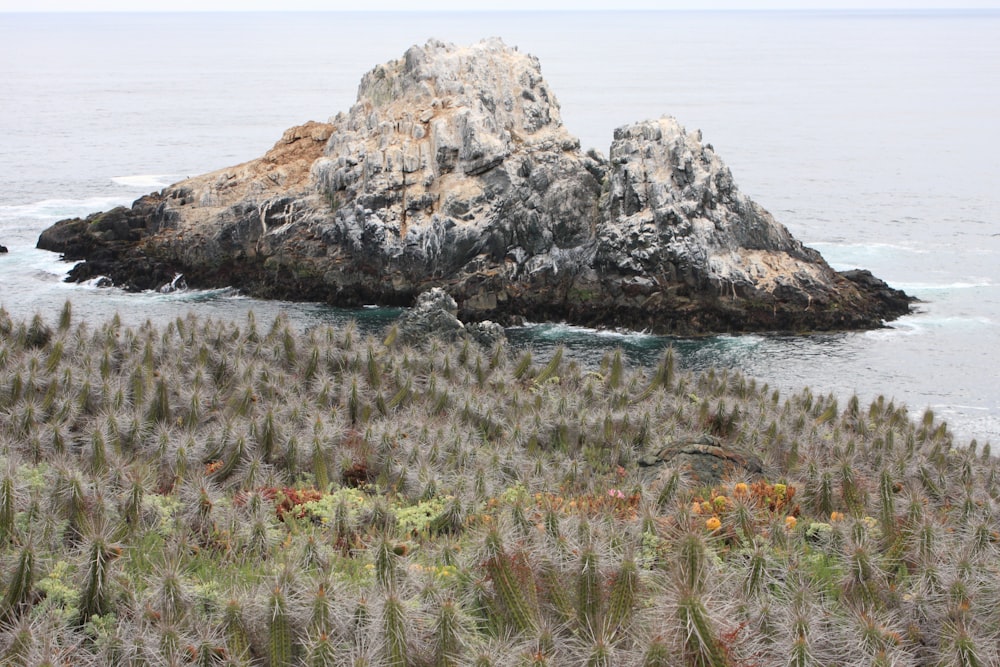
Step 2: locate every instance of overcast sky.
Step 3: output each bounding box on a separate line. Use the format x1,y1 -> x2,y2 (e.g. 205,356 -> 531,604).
2,0 -> 999,11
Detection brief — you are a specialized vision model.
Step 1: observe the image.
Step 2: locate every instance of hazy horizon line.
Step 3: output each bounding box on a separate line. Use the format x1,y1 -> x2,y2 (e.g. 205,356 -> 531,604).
2,6 -> 998,12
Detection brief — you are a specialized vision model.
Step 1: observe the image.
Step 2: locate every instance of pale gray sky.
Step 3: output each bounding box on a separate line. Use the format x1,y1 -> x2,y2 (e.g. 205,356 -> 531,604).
2,0 -> 998,10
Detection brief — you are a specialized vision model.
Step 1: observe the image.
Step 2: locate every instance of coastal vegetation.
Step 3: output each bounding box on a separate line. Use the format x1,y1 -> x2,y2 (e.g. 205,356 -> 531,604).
0,303 -> 997,666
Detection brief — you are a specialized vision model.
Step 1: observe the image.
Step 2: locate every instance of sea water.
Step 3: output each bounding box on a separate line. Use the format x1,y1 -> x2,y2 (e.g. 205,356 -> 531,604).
1,10 -> 998,442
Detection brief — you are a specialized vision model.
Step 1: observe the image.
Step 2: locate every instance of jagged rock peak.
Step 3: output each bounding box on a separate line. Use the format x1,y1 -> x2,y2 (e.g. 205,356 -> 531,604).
317,37 -> 577,205
345,37 -> 573,145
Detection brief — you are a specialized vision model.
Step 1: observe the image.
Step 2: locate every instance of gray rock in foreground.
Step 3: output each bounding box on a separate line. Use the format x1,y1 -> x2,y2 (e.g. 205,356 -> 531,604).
38,38 -> 911,334
395,287 -> 505,347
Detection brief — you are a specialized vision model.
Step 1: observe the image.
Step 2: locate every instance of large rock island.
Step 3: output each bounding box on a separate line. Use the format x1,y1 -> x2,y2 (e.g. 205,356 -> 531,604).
39,38 -> 910,334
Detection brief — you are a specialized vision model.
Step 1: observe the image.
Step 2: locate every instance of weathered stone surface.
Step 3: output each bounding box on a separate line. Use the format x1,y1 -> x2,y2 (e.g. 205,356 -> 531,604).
38,38 -> 911,333
395,287 -> 505,346
640,434 -> 764,487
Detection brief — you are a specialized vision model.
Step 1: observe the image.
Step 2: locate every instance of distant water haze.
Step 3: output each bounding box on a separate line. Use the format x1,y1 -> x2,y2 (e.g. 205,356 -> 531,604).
1,10 -> 998,441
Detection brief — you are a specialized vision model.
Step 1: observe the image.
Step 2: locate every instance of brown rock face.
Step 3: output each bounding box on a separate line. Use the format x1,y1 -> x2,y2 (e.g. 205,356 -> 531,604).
38,38 -> 910,334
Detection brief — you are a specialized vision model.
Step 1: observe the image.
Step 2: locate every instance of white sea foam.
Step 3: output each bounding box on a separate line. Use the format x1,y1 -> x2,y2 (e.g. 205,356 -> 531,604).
111,174 -> 177,189
865,314 -> 994,340
807,241 -> 929,255
4,246 -> 72,277
517,321 -> 658,340
145,286 -> 243,302
892,280 -> 993,292
0,196 -> 131,223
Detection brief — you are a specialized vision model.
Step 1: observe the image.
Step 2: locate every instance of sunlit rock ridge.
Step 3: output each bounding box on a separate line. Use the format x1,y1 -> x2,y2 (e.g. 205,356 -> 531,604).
39,37 -> 909,334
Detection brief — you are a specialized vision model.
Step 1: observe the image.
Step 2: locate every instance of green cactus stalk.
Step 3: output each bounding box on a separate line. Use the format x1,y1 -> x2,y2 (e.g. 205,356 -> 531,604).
0,543 -> 35,623
366,347 -> 381,389
306,632 -> 337,667
349,377 -> 361,425
878,469 -> 897,538
57,300 -> 73,332
45,338 -> 64,374
636,347 -> 675,401
373,537 -> 399,590
539,560 -> 575,626
387,379 -> 412,411
282,327 -> 297,368
309,581 -> 332,636
258,408 -> 278,463
221,597 -> 252,664
267,584 -> 295,667
743,543 -> 768,599
534,346 -> 563,385
676,592 -> 728,667
577,547 -> 603,633
430,496 -> 465,536
147,377 -> 171,425
607,349 -> 624,389
604,556 -> 639,638
483,529 -> 537,633
78,524 -> 122,626
432,597 -> 463,667
312,437 -> 330,492
641,636 -> 672,667
939,623 -> 985,667
513,351 -> 533,380
57,468 -> 88,545
382,593 -> 408,667
787,636 -> 812,667
90,428 -> 108,474
675,532 -> 709,595
3,616 -> 34,667
0,472 -> 15,545
656,470 -> 681,509
586,638 -> 613,667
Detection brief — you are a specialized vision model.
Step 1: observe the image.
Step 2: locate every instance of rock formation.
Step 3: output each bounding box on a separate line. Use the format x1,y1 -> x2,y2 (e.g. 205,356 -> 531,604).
394,287 -> 505,347
38,38 -> 910,334
640,434 -> 765,487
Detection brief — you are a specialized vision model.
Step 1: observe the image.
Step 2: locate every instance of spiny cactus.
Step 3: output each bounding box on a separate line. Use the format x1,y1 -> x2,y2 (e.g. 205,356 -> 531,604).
266,583 -> 296,667
576,547 -> 603,633
382,593 -> 409,667
604,556 -> 639,639
0,543 -> 35,623
0,470 -> 16,545
482,528 -> 538,633
432,596 -> 465,667
221,595 -> 252,663
77,519 -> 122,626
675,592 -> 729,667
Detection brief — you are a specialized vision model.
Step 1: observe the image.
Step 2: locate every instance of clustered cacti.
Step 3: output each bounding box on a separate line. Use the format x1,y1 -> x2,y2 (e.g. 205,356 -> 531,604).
0,302 -> 998,665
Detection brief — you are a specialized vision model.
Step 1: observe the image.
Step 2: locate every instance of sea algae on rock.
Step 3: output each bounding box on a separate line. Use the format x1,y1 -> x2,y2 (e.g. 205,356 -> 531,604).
37,38 -> 911,334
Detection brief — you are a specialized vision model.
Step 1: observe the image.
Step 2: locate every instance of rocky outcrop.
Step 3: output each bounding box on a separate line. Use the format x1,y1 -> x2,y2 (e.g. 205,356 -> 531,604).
0,245 -> 8,254
38,38 -> 911,334
395,288 -> 505,347
640,434 -> 764,487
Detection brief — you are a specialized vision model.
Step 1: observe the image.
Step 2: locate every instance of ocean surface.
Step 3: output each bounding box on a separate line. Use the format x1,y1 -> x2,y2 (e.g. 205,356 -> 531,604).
1,10 -> 998,443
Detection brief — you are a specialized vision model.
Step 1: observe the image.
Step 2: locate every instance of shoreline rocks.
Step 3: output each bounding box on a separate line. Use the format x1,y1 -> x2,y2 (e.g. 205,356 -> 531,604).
37,38 -> 911,335
394,287 -> 505,347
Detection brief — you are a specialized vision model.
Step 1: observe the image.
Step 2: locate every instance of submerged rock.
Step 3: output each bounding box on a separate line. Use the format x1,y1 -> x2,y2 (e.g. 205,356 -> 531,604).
38,38 -> 911,334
